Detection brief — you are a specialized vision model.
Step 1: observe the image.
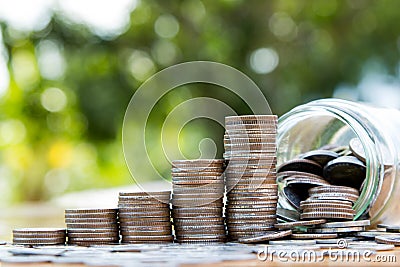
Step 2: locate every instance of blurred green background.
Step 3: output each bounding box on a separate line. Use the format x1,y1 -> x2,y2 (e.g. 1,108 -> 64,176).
0,0 -> 400,203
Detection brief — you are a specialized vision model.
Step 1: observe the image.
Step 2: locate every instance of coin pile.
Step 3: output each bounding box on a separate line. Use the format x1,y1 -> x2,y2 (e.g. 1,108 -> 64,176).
300,185 -> 359,220
171,159 -> 226,243
273,217 -> 370,240
376,235 -> 400,246
224,115 -> 278,241
65,209 -> 119,246
374,225 -> 400,246
278,144 -> 365,216
118,191 -> 173,244
308,219 -> 370,235
13,228 -> 66,246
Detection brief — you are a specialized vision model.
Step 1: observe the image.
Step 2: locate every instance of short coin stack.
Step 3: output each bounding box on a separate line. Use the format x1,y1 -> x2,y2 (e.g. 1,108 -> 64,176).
300,185 -> 359,220
65,209 -> 119,246
13,228 -> 66,246
118,191 -> 173,244
224,115 -> 278,241
171,159 -> 226,243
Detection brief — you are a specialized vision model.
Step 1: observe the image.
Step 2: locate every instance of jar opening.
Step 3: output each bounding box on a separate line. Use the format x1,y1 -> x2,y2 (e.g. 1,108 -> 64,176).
277,103 -> 382,221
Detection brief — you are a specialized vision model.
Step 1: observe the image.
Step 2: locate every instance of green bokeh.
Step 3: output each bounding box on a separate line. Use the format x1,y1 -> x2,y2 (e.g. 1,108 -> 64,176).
0,0 -> 399,202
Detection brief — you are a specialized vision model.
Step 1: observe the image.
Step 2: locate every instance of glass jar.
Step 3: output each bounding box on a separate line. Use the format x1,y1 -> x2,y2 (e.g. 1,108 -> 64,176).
277,98 -> 400,225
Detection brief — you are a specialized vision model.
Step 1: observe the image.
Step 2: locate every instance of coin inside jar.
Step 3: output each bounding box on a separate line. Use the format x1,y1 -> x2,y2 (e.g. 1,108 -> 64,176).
300,150 -> 339,167
278,159 -> 323,176
323,156 -> 366,189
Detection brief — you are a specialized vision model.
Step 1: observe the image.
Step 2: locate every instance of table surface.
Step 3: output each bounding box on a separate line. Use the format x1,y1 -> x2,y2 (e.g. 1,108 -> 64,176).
0,246 -> 399,267
1,196 -> 398,266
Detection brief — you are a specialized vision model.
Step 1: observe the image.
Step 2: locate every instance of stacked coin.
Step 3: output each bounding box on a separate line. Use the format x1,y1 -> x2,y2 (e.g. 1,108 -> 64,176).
171,159 -> 226,243
278,144 -> 366,210
300,185 -> 359,220
308,220 -> 370,235
65,209 -> 119,246
13,228 -> 66,246
278,172 -> 330,210
224,115 -> 278,240
118,191 -> 173,244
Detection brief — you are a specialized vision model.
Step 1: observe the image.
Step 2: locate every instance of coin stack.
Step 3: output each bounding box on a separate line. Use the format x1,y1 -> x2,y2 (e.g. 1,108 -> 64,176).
65,209 -> 119,246
13,228 -> 66,246
277,144 -> 366,213
307,219 -> 370,236
118,191 -> 173,244
224,115 -> 278,241
277,157 -> 327,210
300,185 -> 359,220
171,159 -> 226,243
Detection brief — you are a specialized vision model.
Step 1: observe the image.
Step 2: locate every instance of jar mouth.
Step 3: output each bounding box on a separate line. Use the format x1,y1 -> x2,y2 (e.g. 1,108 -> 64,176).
277,99 -> 382,220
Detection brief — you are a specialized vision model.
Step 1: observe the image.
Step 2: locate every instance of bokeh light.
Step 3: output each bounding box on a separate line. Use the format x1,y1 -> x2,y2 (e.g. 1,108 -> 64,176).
57,0 -> 137,38
250,48 -> 279,74
0,0 -> 398,209
36,40 -> 66,80
154,14 -> 180,39
269,12 -> 298,42
128,50 -> 156,82
0,0 -> 53,31
41,87 -> 68,112
0,119 -> 26,146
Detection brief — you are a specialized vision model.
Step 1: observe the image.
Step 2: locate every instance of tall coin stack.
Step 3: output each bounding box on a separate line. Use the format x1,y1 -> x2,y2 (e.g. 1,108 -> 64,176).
224,115 -> 278,241
171,160 -> 226,243
65,209 -> 119,246
118,191 -> 173,244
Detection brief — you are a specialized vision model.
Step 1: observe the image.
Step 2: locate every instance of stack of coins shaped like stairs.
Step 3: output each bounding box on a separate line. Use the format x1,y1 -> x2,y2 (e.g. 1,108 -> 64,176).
13,228 -> 66,246
171,159 -> 226,243
118,191 -> 173,244
224,115 -> 278,241
65,209 -> 119,246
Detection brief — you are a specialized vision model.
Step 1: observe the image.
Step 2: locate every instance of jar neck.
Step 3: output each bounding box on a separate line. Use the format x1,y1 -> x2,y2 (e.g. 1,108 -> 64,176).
278,98 -> 384,220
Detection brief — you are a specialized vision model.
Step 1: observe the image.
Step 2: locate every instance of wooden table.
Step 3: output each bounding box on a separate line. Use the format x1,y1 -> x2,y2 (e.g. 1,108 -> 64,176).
0,247 -> 398,267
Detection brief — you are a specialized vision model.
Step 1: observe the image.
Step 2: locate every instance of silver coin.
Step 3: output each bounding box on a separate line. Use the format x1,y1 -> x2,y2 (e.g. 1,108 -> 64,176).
269,239 -> 316,246
13,228 -> 66,234
377,223 -> 390,229
291,233 -> 338,239
348,242 -> 395,251
375,235 -> 400,246
227,226 -> 275,232
300,199 -> 353,206
300,202 -> 353,211
301,207 -> 356,214
309,185 -> 359,195
225,114 -> 278,123
315,237 -> 357,244
318,220 -> 370,228
237,230 -> 292,244
309,226 -> 365,233
65,222 -> 119,228
67,228 -> 119,234
308,193 -> 358,203
276,208 -> 300,222
172,159 -> 224,166
300,211 -> 354,220
384,225 -> 400,232
274,219 -> 327,229
65,218 -> 117,223
356,231 -> 394,239
300,150 -> 339,167
65,208 -> 117,214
